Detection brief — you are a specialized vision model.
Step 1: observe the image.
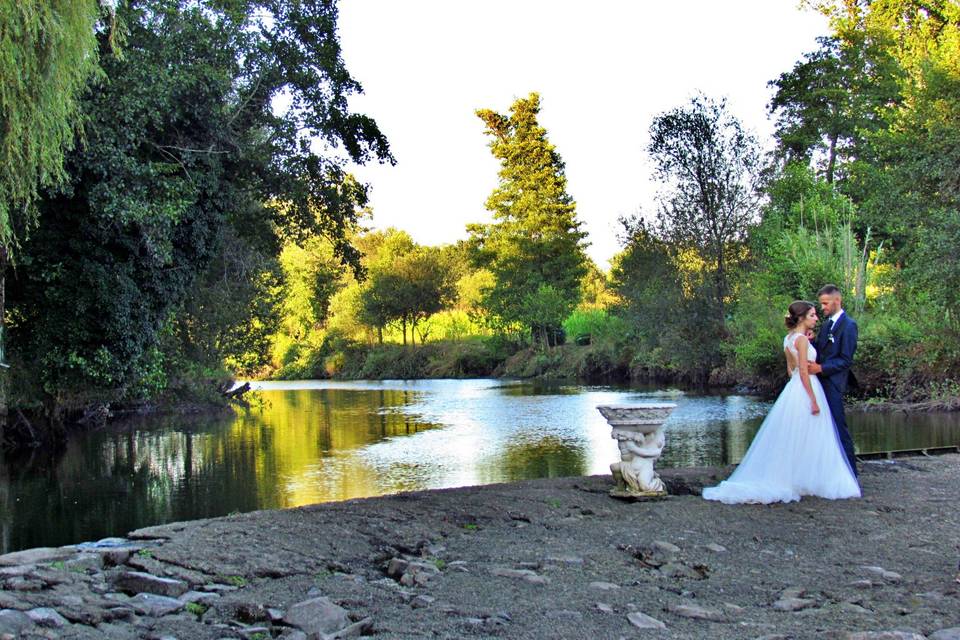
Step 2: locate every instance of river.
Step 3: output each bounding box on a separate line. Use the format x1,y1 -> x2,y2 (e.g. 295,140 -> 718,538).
2,379 -> 959,553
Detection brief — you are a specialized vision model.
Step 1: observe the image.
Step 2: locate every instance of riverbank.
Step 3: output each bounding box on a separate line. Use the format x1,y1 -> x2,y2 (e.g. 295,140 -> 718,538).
1,455 -> 957,639
279,340 -> 960,414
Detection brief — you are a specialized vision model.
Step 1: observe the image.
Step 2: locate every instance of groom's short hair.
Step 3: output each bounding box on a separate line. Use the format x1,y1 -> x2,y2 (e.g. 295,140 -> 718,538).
818,284 -> 841,297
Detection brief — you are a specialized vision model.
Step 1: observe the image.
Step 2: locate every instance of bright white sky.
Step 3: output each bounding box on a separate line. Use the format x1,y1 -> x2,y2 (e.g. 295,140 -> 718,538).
337,1 -> 830,268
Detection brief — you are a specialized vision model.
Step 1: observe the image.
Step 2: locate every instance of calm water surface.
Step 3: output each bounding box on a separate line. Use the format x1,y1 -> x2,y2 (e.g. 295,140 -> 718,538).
2,379 -> 959,552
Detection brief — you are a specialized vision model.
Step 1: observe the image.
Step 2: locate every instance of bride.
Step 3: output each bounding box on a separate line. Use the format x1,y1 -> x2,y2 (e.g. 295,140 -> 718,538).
703,301 -> 861,504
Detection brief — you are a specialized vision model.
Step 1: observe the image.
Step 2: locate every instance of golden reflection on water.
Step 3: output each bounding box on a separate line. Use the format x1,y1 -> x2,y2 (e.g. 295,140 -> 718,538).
1,380 -> 959,552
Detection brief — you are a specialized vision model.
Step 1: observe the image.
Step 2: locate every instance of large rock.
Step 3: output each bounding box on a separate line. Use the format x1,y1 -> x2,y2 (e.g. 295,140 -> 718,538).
0,609 -> 33,636
930,630 -> 960,640
126,593 -> 185,617
112,571 -> 188,597
0,547 -> 75,567
25,607 -> 69,628
282,597 -> 350,636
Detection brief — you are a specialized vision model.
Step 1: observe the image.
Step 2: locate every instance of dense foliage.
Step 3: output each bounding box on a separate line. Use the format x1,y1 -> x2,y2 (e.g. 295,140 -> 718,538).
6,0 -> 391,412
5,0 -> 960,433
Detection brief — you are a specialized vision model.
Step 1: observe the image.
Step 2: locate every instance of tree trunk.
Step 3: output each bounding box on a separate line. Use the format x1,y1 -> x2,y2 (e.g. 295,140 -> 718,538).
401,318 -> 407,346
411,317 -> 416,347
377,326 -> 383,345
826,131 -> 838,184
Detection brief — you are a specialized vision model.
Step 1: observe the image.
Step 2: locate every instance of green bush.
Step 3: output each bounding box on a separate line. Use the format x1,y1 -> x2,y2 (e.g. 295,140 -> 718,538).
562,308 -> 627,344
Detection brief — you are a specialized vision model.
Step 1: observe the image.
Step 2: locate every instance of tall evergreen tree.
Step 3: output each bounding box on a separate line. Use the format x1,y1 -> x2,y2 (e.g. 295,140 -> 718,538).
469,93 -> 588,344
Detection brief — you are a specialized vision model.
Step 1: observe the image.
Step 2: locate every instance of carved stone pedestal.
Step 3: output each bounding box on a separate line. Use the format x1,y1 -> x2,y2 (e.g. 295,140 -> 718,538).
596,404 -> 677,500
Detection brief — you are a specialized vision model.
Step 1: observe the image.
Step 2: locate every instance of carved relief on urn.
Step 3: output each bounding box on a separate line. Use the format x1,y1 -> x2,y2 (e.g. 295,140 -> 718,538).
596,404 -> 677,499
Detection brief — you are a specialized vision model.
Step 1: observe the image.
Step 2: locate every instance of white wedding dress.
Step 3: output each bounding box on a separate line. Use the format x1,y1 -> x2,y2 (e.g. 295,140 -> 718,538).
703,332 -> 861,504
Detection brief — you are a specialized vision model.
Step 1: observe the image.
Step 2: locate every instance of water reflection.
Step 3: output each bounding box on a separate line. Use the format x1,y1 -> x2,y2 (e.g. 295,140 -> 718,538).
1,379 -> 958,552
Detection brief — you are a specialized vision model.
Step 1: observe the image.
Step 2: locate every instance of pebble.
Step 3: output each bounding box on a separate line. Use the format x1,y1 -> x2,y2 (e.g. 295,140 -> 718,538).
627,611 -> 667,630
490,568 -> 549,584
547,610 -> 583,620
179,590 -> 220,605
667,603 -> 726,622
588,581 -> 620,591
850,579 -> 875,589
411,595 -> 435,609
652,540 -> 681,554
860,566 -> 903,583
545,555 -> 585,565
772,597 -> 817,612
845,632 -> 926,640
596,602 -> 614,614
704,543 -> 728,553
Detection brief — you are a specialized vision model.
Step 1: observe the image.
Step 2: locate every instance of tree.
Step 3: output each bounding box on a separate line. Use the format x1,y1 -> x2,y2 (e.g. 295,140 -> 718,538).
470,92 -> 588,344
358,243 -> 457,346
0,0 -> 108,247
768,35 -> 900,183
647,94 -> 762,334
398,247 -> 458,345
0,0 -> 110,416
7,0 -> 392,408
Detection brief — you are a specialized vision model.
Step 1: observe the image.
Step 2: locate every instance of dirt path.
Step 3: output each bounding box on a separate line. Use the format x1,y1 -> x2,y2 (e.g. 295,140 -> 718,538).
1,455 -> 958,639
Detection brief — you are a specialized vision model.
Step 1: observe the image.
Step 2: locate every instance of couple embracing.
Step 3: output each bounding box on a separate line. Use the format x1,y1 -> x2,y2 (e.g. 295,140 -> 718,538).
704,284 -> 861,504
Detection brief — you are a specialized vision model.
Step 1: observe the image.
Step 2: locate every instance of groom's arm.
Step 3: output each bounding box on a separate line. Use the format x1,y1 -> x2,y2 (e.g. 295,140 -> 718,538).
820,320 -> 858,377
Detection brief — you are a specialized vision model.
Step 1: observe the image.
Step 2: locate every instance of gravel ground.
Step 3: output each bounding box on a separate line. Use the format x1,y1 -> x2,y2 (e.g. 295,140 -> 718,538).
1,455 -> 958,639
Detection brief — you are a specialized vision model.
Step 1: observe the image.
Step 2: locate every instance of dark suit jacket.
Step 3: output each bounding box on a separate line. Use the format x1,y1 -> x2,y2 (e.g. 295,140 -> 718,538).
816,312 -> 858,394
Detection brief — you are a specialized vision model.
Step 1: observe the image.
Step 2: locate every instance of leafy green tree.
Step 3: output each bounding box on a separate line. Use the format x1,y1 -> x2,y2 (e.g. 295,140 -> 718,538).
470,92 -> 588,344
397,247 -> 458,345
8,0 -> 391,408
647,94 -> 762,339
768,35 -> 900,183
0,0 -> 108,249
358,243 -> 457,346
0,0 -> 111,414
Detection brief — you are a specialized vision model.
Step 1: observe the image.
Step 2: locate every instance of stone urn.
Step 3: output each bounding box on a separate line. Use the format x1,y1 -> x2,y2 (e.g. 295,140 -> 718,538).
597,403 -> 677,499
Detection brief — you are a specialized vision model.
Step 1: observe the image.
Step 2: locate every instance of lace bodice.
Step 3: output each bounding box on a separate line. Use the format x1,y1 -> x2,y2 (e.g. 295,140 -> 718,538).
784,332 -> 817,375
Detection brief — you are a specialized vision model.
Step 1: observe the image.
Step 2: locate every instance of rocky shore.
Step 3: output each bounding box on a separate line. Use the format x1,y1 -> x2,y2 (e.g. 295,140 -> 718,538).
1,455 -> 958,640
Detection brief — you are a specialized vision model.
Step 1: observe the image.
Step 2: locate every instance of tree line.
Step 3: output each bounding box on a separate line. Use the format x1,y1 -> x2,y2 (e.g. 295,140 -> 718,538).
1,0 -> 959,444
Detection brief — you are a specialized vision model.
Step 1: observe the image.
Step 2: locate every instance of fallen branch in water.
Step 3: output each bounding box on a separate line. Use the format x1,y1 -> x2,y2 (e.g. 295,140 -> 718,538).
223,382 -> 251,399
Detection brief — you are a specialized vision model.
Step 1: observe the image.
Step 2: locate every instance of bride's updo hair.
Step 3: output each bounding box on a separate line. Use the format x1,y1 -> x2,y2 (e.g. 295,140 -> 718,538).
785,300 -> 815,329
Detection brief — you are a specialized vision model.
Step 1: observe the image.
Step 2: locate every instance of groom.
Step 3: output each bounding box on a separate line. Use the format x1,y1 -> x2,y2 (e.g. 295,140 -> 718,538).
807,284 -> 859,476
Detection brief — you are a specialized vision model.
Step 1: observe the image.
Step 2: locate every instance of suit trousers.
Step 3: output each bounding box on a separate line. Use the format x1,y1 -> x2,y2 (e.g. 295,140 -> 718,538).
822,379 -> 858,476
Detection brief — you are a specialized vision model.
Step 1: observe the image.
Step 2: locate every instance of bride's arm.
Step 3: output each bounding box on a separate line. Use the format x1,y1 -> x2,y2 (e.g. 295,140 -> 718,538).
795,335 -> 821,415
